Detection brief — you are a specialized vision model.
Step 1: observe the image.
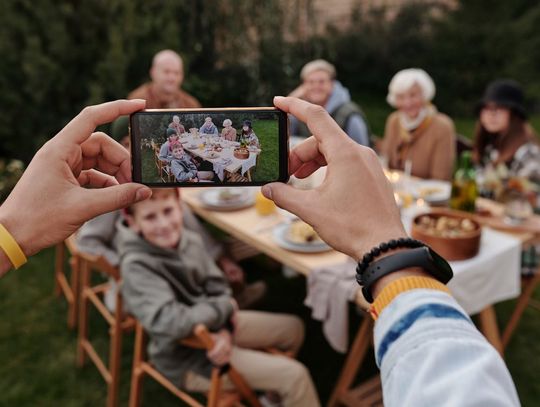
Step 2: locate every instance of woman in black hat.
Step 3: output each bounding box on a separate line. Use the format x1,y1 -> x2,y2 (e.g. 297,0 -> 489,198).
473,79 -> 540,182
240,119 -> 260,148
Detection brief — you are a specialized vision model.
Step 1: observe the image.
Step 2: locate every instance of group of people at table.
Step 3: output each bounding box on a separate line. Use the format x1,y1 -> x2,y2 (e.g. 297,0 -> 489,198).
295,59 -> 540,189
157,115 -> 261,183
1,48 -> 532,406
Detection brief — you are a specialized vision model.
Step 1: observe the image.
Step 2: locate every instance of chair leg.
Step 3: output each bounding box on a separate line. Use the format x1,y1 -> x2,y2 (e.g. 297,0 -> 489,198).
129,324 -> 146,407
207,368 -> 222,407
54,243 -> 65,296
67,256 -> 80,329
502,272 -> 540,349
328,317 -> 374,407
227,367 -> 262,407
77,260 -> 90,367
107,296 -> 124,407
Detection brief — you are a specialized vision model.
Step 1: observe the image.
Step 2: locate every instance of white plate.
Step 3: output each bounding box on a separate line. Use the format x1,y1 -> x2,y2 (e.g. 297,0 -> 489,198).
199,188 -> 255,211
272,223 -> 331,253
413,180 -> 451,203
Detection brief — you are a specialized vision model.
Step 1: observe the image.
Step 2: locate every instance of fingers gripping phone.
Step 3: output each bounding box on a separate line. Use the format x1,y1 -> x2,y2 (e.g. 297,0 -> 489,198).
130,108 -> 289,187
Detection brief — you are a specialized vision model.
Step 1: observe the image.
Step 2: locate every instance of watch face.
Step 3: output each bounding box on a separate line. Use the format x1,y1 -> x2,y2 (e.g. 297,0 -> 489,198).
427,247 -> 453,284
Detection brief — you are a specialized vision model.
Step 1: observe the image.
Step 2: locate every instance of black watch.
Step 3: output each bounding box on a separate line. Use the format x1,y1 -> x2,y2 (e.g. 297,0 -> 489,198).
359,246 -> 453,303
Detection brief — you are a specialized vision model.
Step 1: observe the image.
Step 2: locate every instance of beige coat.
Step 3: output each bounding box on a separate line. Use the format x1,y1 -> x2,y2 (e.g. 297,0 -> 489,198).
381,111 -> 456,181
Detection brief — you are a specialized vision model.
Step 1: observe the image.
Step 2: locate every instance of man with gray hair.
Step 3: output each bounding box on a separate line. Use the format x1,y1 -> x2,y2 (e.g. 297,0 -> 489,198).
128,49 -> 201,109
289,59 -> 371,146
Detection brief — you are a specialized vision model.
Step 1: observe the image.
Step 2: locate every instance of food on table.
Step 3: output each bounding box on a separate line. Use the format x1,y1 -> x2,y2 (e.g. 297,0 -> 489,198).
287,220 -> 322,244
416,215 -> 477,238
419,186 -> 443,198
218,188 -> 244,203
234,147 -> 250,159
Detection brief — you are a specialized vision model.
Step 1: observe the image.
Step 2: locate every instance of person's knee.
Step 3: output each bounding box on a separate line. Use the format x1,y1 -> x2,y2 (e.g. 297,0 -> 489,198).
282,315 -> 305,351
280,359 -> 313,396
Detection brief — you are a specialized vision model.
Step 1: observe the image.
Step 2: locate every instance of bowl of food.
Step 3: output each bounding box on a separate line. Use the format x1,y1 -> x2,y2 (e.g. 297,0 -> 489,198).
411,209 -> 481,261
234,147 -> 250,160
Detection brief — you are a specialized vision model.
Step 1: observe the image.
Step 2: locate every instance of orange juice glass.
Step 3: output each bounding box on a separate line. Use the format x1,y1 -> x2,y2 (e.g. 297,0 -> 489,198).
255,191 -> 276,215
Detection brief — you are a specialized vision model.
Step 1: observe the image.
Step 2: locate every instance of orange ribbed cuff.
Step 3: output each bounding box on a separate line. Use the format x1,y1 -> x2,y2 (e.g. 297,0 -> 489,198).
369,276 -> 450,320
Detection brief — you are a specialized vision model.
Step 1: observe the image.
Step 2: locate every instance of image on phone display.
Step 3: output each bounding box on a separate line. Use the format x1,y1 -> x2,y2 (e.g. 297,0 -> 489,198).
130,108 -> 289,187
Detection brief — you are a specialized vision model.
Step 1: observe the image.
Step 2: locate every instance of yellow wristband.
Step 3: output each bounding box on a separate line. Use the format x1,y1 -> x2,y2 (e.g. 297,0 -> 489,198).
369,276 -> 450,320
0,223 -> 27,269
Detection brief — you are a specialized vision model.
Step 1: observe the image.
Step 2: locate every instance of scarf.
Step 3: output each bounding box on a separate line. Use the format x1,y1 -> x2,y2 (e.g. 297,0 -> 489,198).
395,105 -> 436,169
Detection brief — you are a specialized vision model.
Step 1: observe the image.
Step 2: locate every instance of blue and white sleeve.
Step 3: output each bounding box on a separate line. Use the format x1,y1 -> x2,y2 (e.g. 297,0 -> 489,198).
374,289 -> 520,407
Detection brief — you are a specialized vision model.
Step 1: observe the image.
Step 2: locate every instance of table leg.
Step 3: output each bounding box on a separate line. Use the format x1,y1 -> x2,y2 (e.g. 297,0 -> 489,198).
328,316 -> 374,407
478,305 -> 504,357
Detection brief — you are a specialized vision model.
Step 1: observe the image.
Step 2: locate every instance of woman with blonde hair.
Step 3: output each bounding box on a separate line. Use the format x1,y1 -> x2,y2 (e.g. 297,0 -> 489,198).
380,68 -> 456,180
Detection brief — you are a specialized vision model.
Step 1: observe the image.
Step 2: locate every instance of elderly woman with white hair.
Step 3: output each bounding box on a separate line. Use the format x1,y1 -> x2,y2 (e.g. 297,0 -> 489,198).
380,68 -> 456,180
221,118 -> 237,141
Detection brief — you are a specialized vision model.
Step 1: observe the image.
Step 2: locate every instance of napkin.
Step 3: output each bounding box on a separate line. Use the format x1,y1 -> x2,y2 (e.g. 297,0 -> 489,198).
213,158 -> 232,181
304,259 -> 358,353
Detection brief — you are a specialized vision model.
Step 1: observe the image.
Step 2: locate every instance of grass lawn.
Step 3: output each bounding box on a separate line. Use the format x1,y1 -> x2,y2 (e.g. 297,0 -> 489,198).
140,119 -> 279,184
1,246 -> 540,406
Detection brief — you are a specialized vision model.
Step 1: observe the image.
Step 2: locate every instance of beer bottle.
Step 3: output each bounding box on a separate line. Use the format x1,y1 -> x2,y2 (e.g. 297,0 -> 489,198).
450,151 -> 477,212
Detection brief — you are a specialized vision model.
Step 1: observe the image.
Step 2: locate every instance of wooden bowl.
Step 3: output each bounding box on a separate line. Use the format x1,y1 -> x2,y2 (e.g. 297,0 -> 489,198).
411,209 -> 481,261
234,148 -> 250,160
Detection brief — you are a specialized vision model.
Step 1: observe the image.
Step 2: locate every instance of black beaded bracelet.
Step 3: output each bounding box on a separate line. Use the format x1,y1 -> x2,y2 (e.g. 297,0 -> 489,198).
355,238 -> 425,285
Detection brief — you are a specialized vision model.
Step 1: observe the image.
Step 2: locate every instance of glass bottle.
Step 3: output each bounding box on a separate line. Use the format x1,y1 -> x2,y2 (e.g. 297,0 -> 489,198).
450,151 -> 478,212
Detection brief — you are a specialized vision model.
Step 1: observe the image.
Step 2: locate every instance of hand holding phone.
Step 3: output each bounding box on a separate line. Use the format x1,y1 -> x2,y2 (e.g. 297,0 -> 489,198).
130,108 -> 289,187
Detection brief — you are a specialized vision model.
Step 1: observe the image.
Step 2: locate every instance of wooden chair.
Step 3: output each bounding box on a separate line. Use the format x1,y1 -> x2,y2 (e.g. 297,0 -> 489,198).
54,234 -> 81,329
129,320 -> 262,407
327,316 -> 379,407
152,141 -> 174,183
77,252 -> 135,407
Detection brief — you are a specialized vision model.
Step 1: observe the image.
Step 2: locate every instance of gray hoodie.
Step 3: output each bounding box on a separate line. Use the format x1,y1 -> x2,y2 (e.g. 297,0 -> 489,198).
116,220 -> 233,385
290,80 -> 370,146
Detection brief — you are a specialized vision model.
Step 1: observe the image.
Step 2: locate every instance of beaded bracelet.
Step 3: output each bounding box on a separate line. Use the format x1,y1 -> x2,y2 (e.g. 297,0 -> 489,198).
356,237 -> 424,286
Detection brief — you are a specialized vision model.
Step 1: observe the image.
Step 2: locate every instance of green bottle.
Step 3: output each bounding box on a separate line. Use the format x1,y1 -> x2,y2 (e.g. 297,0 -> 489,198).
450,151 -> 478,212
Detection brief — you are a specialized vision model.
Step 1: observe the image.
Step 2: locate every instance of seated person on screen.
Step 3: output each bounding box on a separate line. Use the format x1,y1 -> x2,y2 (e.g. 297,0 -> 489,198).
118,189 -> 320,407
241,120 -> 259,148
159,128 -> 180,163
221,119 -> 237,141
169,115 -> 186,136
199,116 -> 219,136
170,142 -> 214,183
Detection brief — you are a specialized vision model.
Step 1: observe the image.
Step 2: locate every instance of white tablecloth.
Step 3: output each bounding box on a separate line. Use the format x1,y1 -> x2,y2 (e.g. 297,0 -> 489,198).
448,228 -> 521,315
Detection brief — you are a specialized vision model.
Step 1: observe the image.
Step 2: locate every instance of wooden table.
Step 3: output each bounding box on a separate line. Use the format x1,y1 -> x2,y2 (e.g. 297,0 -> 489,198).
182,187 -> 539,406
181,136 -> 260,179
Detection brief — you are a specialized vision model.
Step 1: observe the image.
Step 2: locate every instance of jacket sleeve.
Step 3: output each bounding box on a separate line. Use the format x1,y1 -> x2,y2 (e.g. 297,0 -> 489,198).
429,118 -> 456,181
77,212 -> 120,266
159,143 -> 170,162
374,289 -> 520,407
345,115 -> 370,147
121,259 -> 233,340
171,160 -> 192,182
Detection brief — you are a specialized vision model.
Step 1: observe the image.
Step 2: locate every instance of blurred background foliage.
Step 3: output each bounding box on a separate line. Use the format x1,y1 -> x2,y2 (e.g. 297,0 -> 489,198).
1,0 -> 540,163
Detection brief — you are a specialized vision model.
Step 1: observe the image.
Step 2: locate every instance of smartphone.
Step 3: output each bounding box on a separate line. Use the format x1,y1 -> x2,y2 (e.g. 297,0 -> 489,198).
130,108 -> 289,187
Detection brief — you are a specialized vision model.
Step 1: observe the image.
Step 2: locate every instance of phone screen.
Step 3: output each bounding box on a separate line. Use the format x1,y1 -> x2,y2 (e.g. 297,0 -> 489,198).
130,108 -> 289,187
